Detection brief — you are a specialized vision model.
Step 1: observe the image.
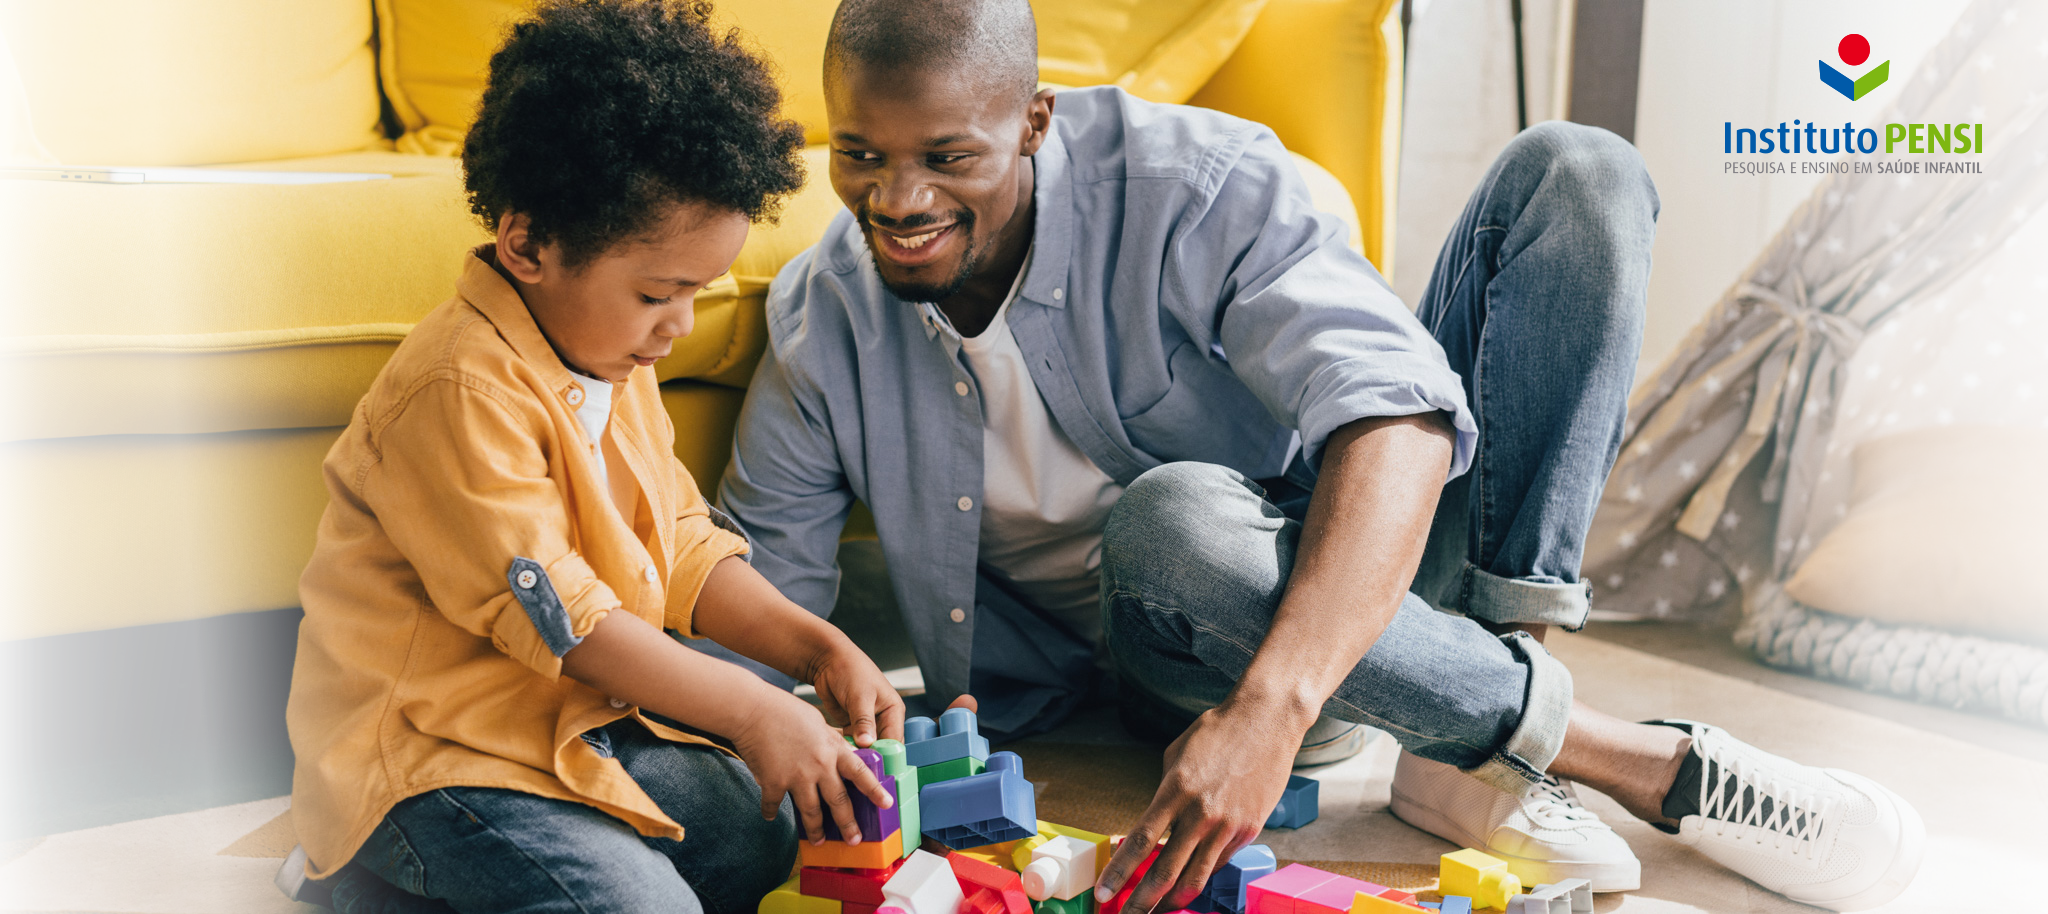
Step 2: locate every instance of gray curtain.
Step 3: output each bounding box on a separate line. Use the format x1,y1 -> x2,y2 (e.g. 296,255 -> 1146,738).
1583,0 -> 2048,623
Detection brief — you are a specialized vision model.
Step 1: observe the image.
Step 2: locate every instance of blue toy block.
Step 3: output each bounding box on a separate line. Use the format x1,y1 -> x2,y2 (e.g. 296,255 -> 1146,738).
905,707 -> 991,769
1199,844 -> 1275,914
822,747 -> 901,843
920,750 -> 1036,849
1263,775 -> 1318,829
1436,897 -> 1471,914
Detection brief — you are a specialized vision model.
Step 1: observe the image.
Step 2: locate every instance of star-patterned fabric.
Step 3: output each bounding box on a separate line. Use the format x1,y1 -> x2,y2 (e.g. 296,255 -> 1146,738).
1584,0 -> 2048,625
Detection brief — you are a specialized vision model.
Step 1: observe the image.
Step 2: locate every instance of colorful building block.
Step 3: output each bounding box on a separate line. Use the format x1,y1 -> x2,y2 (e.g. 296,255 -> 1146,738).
1011,821 -> 1114,878
1246,864 -> 1386,914
802,830 -> 906,870
1021,835 -> 1097,901
802,859 -> 908,905
905,706 -> 991,768
1350,891 -> 1422,914
921,755 -> 988,785
1035,895 -> 1095,914
922,751 -> 1037,849
1437,851 -> 1521,912
823,748 -> 901,844
953,850 -> 1034,914
1503,886 -> 1568,914
845,905 -> 878,914
882,850 -> 967,914
957,847 -> 1020,873
1264,775 -> 1319,829
1435,899 -> 1470,914
763,875 -> 844,914
867,738 -> 924,858
1198,844 -> 1276,914
1098,844 -> 1161,914
1533,881 -> 1589,914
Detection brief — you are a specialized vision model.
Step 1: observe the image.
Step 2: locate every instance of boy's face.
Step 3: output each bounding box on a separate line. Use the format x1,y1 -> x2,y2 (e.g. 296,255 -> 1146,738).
495,201 -> 750,382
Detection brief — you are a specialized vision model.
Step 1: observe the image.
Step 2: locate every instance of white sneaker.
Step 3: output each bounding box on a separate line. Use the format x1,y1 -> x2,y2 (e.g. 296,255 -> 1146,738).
1647,720 -> 1923,912
1389,751 -> 1641,892
1295,717 -> 1375,767
275,845 -> 333,907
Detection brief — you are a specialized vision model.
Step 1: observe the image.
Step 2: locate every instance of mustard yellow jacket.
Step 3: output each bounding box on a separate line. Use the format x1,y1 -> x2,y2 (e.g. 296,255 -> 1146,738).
287,250 -> 748,877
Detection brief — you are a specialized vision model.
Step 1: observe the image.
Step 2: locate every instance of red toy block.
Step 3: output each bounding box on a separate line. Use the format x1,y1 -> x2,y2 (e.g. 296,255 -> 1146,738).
1099,845 -> 1162,914
1374,890 -> 1416,907
845,904 -> 879,914
803,860 -> 909,905
952,849 -> 1033,914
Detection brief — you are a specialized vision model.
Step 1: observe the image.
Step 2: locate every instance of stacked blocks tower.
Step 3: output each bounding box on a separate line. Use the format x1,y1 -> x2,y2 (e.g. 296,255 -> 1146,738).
822,748 -> 901,844
880,850 -> 966,914
1264,775 -> 1319,829
1438,851 -> 1521,912
869,738 -> 922,858
906,708 -> 990,767
952,850 -> 1035,914
922,750 -> 1038,849
1187,844 -> 1276,913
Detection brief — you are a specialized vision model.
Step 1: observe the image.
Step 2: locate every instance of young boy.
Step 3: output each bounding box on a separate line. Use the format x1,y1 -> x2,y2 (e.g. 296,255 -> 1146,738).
278,3 -> 907,911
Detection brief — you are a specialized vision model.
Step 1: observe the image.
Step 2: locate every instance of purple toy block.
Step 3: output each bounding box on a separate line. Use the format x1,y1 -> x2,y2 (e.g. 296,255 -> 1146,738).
822,747 -> 902,843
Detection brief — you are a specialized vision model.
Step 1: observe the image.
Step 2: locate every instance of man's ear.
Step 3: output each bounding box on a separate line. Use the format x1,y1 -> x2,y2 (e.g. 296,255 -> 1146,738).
495,212 -> 548,284
1019,87 -> 1057,157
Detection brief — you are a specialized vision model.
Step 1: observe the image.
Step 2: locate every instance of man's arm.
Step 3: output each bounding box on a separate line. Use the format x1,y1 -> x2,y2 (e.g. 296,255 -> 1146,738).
1095,411 -> 1455,913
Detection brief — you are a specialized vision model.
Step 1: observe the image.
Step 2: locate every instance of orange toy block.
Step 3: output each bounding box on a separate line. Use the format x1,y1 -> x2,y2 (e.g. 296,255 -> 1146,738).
802,831 -> 906,870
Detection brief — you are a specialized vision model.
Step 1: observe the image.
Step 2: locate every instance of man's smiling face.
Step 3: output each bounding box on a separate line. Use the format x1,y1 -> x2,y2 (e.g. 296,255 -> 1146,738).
825,61 -> 1049,305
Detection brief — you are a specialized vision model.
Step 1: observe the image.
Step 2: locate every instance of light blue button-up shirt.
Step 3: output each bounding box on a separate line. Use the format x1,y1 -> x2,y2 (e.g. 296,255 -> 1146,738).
719,87 -> 1476,717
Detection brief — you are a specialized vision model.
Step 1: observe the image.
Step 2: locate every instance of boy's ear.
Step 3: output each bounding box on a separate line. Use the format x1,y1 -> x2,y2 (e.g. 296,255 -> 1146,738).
495,212 -> 548,284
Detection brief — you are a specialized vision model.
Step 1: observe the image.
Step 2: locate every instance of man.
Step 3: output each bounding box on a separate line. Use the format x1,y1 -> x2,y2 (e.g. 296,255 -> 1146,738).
718,0 -> 1923,910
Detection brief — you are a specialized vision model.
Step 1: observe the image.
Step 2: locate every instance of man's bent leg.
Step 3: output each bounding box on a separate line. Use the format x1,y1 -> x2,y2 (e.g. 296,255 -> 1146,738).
1102,461 -> 1571,793
1409,121 -> 1657,632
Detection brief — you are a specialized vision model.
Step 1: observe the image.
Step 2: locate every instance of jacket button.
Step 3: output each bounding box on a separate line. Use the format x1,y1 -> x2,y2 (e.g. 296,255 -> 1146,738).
950,607 -> 966,623
516,569 -> 538,589
610,698 -> 628,709
957,496 -> 973,511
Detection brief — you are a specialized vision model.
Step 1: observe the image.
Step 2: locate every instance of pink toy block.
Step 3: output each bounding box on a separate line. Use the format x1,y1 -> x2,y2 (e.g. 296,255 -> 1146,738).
1246,865 -> 1388,914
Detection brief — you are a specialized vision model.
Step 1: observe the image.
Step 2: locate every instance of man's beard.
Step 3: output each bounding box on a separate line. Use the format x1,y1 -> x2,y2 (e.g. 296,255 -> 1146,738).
862,209 -> 984,304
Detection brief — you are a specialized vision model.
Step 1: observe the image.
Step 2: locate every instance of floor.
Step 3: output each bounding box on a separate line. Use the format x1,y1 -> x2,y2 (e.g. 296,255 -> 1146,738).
4,627 -> 2039,913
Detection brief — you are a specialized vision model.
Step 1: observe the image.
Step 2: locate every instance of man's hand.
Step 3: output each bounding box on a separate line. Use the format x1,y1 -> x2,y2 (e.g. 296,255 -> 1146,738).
1094,697 -> 1313,914
808,643 -> 908,746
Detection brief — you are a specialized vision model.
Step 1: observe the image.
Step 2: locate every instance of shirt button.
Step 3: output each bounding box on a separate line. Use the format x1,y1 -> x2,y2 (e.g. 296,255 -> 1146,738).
516,569 -> 538,589
950,607 -> 966,623
954,381 -> 970,396
610,698 -> 628,709
566,387 -> 584,406
957,496 -> 973,511
643,565 -> 659,584
1053,288 -> 1064,301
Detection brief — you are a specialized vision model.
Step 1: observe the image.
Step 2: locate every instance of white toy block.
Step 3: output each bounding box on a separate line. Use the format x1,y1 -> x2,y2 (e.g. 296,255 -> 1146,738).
1020,835 -> 1096,902
883,850 -> 967,914
1544,879 -> 1591,913
1507,884 -> 1571,914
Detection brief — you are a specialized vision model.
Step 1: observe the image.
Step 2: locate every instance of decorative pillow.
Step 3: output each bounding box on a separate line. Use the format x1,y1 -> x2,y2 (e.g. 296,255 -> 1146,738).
374,0 -> 1267,153
0,0 -> 381,166
1785,425 -> 2048,647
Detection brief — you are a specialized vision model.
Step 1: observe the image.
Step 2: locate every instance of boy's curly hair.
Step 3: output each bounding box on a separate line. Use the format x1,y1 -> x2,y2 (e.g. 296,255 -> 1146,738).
463,0 -> 806,267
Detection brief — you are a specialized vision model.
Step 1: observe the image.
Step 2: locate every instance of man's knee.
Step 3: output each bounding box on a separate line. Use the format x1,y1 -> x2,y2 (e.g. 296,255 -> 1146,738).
1504,121 -> 1659,224
1102,462 -> 1275,600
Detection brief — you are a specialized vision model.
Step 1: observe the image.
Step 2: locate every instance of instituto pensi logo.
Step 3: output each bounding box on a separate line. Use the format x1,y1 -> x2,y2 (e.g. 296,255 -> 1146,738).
1819,33 -> 1889,100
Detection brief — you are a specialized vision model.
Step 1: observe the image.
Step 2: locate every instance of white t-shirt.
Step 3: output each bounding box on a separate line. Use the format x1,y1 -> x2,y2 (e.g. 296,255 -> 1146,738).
568,370 -> 614,488
924,252 -> 1125,645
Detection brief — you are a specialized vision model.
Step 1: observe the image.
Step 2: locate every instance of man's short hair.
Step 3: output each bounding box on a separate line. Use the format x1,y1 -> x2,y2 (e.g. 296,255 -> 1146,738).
463,0 -> 806,266
825,0 -> 1038,105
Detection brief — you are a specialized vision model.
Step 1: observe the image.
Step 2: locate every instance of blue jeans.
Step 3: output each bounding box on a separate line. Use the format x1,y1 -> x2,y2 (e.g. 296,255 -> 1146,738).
325,719 -> 798,914
1103,122 -> 1656,793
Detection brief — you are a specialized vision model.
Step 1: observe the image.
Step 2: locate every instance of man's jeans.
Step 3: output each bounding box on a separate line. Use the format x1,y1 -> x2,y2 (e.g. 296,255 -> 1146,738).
1103,121 -> 1656,792
325,718 -> 798,914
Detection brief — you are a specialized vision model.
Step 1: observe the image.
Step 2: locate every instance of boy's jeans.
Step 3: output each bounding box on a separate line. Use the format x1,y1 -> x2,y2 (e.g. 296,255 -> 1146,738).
1104,121 -> 1656,793
327,718 -> 797,914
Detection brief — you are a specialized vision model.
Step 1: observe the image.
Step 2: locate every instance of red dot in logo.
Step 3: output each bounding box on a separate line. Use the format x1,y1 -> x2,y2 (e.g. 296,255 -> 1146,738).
1839,34 -> 1870,66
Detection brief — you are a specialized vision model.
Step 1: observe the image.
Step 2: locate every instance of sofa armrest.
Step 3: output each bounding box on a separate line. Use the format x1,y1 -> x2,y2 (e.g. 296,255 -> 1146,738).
1188,0 -> 1403,277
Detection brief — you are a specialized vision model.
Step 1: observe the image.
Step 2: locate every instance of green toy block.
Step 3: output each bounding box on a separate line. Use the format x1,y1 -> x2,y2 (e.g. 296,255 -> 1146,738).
1034,892 -> 1095,914
920,755 -> 986,785
897,760 -> 922,857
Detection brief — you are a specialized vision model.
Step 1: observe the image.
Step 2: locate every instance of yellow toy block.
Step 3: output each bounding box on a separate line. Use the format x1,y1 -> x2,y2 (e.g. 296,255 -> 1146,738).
1016,821 -> 1112,878
1351,891 -> 1421,914
957,847 -> 1019,872
800,830 -> 905,870
1439,849 -> 1522,911
761,876 -> 843,914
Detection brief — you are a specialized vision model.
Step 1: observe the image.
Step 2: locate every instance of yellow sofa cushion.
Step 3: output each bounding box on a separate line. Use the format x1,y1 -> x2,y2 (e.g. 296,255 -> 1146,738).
374,0 -> 1265,153
0,0 -> 382,166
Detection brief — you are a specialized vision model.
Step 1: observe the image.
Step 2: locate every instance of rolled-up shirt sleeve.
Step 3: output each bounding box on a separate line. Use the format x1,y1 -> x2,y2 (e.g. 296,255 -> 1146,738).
1167,127 -> 1478,478
365,376 -> 618,679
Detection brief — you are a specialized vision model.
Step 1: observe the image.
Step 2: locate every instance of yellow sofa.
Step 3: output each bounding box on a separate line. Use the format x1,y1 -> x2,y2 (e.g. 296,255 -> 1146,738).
0,0 -> 1399,831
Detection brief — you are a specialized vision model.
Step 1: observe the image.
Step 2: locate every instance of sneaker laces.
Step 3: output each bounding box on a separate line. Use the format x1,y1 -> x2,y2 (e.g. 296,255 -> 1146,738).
1522,775 -> 1601,826
1694,736 -> 1836,858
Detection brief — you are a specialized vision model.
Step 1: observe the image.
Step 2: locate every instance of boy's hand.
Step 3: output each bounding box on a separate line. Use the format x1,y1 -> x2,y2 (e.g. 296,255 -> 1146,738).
732,689 -> 895,845
807,643 -> 907,747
